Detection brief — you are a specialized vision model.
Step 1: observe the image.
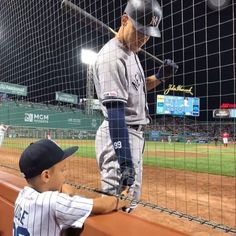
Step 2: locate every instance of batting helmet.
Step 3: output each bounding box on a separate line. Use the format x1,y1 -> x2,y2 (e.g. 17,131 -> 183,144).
124,0 -> 162,37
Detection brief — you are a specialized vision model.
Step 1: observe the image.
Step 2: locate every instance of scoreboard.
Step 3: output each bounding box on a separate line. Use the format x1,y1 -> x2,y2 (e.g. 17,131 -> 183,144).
156,95 -> 200,117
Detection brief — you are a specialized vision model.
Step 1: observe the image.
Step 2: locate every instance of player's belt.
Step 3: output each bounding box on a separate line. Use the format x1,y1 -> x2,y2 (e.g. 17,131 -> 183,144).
127,124 -> 144,132
104,118 -> 145,132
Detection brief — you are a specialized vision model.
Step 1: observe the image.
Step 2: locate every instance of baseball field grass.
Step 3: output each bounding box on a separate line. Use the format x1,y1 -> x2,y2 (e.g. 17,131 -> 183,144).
3,138 -> 236,177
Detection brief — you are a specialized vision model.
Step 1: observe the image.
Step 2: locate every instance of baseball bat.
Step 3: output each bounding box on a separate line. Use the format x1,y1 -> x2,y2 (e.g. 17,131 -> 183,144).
61,0 -> 163,65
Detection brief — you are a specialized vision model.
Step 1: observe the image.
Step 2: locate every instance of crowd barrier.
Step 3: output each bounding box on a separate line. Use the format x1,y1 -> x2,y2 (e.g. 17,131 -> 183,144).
0,171 -> 188,236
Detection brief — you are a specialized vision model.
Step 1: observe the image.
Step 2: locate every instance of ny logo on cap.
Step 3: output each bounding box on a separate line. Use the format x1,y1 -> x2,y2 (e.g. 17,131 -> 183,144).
149,15 -> 159,27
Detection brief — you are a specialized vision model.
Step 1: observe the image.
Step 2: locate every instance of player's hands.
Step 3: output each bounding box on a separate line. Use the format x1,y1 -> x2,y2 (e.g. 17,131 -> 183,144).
120,166 -> 135,187
155,59 -> 178,82
116,187 -> 130,210
120,187 -> 129,196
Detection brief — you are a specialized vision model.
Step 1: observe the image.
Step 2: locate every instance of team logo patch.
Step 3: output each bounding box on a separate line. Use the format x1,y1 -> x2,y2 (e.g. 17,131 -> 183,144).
103,91 -> 118,98
149,16 -> 159,27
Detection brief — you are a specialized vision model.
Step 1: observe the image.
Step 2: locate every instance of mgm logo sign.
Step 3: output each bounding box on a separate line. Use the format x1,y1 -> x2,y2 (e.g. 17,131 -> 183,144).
24,113 -> 49,123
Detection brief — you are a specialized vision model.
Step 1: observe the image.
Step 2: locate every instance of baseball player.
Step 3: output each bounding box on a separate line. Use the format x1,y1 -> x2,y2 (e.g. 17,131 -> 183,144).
0,123 -> 9,147
213,136 -> 219,146
93,0 -> 178,212
222,131 -> 229,147
46,130 -> 51,140
14,139 -> 129,236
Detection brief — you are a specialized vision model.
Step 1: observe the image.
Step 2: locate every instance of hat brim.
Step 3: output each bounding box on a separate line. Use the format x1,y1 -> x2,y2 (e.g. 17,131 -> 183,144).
63,146 -> 79,160
131,19 -> 161,38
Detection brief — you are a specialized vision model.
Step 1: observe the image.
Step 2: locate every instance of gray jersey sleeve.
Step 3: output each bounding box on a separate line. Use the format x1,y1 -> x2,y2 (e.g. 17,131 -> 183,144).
94,39 -> 131,105
93,38 -> 150,124
97,56 -> 129,105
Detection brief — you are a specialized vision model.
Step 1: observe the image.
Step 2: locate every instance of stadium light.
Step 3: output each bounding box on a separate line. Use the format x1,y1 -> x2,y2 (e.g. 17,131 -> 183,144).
81,49 -> 97,65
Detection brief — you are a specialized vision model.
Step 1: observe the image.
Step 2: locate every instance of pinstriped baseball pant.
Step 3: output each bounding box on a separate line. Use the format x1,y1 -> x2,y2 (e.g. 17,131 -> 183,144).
95,120 -> 145,201
0,132 -> 5,147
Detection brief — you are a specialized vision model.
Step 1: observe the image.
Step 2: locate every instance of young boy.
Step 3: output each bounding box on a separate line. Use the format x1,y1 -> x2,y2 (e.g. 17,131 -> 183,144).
13,139 -> 129,236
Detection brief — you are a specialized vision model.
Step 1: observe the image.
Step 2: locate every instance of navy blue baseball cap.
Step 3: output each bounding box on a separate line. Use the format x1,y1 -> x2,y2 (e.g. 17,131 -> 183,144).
19,139 -> 78,179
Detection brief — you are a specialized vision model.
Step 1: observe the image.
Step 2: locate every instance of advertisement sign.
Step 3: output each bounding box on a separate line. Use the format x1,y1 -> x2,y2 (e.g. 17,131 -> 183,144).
213,109 -> 230,118
0,82 -> 27,96
220,103 -> 236,109
230,109 -> 236,118
24,113 -> 49,123
164,84 -> 193,96
55,92 -> 78,104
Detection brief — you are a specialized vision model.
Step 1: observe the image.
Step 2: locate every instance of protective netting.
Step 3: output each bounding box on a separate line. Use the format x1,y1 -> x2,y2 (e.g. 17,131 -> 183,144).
0,0 -> 235,233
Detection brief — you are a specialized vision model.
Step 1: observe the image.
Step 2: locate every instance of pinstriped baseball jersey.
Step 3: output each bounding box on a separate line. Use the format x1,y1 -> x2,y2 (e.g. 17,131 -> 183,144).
0,125 -> 8,147
93,38 -> 150,125
13,186 -> 93,236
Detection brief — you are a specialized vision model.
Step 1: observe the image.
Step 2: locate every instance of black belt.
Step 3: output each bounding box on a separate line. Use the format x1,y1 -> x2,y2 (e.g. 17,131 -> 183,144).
127,124 -> 144,132
104,118 -> 144,131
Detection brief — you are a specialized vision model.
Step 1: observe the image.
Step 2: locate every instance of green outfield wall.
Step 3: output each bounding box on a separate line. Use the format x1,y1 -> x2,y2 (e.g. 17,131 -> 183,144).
0,101 -> 102,131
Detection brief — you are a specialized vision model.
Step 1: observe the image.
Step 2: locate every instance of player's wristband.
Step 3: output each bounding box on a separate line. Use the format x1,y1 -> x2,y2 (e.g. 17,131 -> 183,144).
115,197 -> 119,211
155,72 -> 164,83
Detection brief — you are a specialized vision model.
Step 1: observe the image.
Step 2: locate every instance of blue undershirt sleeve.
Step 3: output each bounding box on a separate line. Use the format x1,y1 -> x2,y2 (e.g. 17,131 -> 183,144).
105,101 -> 133,172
